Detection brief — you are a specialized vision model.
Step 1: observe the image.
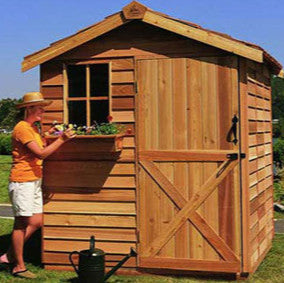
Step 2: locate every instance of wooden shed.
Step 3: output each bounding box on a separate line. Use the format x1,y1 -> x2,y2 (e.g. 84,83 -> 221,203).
22,1 -> 282,278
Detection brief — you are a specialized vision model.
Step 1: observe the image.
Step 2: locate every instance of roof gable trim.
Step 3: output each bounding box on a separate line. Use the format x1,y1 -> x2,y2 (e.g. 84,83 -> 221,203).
142,10 -> 263,64
22,13 -> 126,72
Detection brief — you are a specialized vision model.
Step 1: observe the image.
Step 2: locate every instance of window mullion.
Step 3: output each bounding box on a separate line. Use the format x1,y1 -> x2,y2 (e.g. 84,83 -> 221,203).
86,65 -> 90,127
108,62 -> 112,116
63,64 -> 68,124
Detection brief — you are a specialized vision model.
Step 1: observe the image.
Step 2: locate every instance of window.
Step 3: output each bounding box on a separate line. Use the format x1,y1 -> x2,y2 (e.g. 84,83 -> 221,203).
65,63 -> 110,126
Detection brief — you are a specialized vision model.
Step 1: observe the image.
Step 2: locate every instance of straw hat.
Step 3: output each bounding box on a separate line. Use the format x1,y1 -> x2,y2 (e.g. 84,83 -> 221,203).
16,92 -> 52,108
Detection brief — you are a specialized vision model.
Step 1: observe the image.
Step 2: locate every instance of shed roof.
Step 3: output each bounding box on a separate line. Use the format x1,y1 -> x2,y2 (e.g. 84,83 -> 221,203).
22,1 -> 282,74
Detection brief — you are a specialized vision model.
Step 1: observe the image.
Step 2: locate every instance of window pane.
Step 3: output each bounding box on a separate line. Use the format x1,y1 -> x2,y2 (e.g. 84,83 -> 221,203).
90,64 -> 109,97
91,101 -> 109,124
68,65 -> 86,97
68,101 -> 86,126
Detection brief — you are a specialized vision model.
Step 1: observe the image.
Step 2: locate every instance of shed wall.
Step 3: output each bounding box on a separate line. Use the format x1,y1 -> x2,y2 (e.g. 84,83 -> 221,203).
240,59 -> 274,273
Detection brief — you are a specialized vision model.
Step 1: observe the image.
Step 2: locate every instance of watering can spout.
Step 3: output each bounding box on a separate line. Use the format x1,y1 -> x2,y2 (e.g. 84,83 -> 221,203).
104,248 -> 137,282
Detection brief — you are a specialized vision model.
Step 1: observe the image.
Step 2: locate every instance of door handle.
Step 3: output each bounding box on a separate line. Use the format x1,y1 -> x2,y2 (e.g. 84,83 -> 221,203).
226,115 -> 239,145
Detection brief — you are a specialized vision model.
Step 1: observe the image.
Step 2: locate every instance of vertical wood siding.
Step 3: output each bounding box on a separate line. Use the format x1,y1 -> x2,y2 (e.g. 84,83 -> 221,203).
137,57 -> 241,270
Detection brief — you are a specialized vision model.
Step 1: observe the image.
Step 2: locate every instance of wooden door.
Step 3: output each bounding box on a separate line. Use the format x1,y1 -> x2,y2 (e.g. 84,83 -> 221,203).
136,57 -> 242,273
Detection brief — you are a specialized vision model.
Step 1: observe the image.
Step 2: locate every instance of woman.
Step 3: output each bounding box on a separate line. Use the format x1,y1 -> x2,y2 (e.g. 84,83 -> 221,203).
0,92 -> 75,278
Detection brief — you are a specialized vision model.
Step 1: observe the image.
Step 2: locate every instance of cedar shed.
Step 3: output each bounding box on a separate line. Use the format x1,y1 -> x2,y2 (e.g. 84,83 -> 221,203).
22,1 -> 282,279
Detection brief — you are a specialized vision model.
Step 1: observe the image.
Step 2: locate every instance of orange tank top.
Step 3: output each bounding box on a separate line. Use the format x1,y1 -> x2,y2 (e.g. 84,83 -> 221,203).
10,121 -> 44,182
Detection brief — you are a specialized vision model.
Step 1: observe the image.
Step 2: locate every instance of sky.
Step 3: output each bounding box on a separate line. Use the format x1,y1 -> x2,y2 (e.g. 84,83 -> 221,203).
0,0 -> 283,99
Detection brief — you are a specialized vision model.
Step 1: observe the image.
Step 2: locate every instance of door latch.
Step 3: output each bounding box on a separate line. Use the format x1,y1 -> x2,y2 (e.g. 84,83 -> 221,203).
226,115 -> 239,145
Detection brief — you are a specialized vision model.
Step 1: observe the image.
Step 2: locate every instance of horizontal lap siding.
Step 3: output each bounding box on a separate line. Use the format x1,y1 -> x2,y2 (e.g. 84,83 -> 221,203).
246,62 -> 273,271
41,57 -> 137,269
40,62 -> 64,132
43,252 -> 137,268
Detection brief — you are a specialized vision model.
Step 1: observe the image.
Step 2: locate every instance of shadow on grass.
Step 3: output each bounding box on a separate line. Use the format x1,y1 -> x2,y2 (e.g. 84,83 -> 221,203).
0,232 -> 10,274
0,228 -> 42,267
67,278 -> 79,282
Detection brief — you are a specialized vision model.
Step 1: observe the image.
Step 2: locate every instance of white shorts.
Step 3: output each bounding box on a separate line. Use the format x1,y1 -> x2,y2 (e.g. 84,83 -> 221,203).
9,179 -> 43,217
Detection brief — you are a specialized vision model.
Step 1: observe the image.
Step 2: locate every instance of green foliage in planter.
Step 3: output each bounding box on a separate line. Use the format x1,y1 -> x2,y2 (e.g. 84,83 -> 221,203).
0,134 -> 12,155
85,123 -> 125,135
51,122 -> 126,136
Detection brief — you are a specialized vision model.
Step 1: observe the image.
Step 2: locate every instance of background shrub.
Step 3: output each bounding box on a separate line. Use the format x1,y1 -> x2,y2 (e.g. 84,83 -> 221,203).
273,138 -> 284,167
0,134 -> 12,155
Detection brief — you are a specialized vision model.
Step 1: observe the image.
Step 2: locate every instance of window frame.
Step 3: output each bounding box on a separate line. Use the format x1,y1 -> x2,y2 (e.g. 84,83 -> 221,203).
63,62 -> 112,126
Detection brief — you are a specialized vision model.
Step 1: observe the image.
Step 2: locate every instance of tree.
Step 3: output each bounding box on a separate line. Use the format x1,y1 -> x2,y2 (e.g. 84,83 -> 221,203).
0,98 -> 22,131
272,76 -> 284,120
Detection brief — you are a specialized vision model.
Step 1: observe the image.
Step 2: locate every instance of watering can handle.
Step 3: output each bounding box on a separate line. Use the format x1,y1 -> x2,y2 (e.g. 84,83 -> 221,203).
90,235 -> 95,253
69,251 -> 80,276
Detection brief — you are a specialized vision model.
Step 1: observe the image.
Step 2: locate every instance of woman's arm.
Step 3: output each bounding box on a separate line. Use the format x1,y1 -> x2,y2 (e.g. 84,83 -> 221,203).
26,128 -> 76,159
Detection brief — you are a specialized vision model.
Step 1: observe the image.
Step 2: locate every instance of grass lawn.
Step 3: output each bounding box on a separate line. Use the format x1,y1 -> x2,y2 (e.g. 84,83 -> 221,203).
274,211 -> 284,219
0,217 -> 284,282
0,155 -> 11,204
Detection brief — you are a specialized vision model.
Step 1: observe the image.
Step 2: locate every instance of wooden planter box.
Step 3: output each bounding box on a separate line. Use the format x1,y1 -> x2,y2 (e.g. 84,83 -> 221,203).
45,134 -> 124,160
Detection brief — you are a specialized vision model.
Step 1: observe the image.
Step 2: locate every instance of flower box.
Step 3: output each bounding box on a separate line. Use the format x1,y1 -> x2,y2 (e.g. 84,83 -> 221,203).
45,134 -> 125,161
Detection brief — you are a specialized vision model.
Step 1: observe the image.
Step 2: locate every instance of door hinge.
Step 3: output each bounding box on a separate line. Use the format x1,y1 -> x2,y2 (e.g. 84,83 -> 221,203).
134,82 -> 138,93
227,153 -> 238,160
226,153 -> 246,160
136,230 -> 140,243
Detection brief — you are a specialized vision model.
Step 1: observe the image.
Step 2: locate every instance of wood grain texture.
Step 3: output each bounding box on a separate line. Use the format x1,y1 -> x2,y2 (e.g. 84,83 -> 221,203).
143,160 -> 238,257
44,175 -> 135,188
143,11 -> 263,63
42,112 -> 63,124
44,227 -> 136,241
43,252 -> 136,267
139,150 -> 236,161
44,99 -> 63,112
41,86 -> 63,98
44,214 -> 136,228
44,187 -> 136,202
40,62 -> 63,85
139,161 -> 239,262
113,97 -> 135,110
112,84 -> 135,96
111,58 -> 134,70
112,71 -> 134,83
44,201 -> 136,215
44,239 -> 134,254
137,57 -> 240,272
139,258 -> 240,273
245,62 -> 273,272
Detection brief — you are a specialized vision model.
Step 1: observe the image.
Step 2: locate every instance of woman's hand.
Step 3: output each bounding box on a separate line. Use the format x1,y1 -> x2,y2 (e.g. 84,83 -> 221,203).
60,128 -> 76,142
27,128 -> 76,159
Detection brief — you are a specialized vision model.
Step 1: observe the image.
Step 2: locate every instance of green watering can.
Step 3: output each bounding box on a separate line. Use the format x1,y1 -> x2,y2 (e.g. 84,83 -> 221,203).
69,236 -> 137,283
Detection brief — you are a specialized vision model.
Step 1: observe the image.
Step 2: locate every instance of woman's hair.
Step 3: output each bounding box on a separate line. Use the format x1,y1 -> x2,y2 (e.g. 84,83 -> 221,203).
15,107 -> 26,123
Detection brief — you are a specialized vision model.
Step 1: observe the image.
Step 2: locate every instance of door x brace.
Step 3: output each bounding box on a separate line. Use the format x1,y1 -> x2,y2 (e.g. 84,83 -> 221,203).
139,158 -> 240,263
